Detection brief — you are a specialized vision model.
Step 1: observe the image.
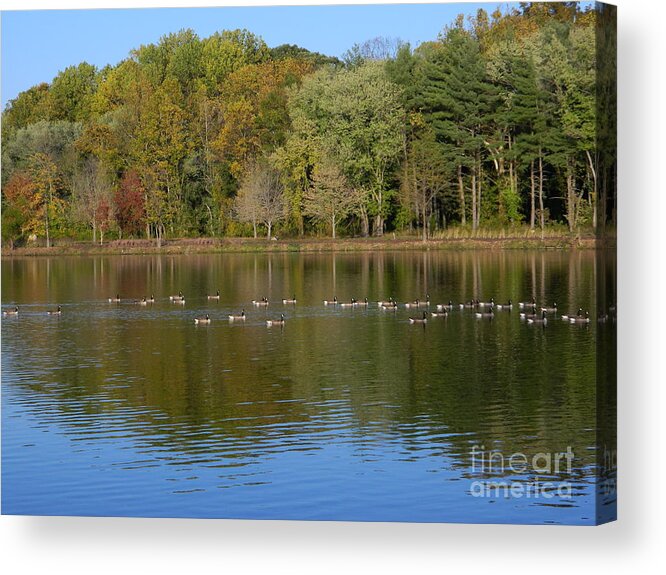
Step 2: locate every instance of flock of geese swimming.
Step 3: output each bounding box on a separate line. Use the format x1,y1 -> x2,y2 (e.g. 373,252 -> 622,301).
3,292 -> 615,328
346,295 -> 609,326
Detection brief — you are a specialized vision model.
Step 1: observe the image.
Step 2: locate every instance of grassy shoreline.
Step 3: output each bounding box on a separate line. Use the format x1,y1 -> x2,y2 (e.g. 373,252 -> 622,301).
2,234 -> 613,257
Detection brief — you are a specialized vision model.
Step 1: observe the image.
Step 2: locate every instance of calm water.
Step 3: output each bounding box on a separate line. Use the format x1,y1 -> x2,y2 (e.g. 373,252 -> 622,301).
1,251 -> 615,524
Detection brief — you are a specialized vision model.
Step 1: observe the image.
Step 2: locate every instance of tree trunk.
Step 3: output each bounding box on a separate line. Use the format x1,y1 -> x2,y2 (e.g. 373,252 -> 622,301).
92,220 -> 97,244
267,221 -> 272,240
477,153 -> 482,229
599,158 -> 607,235
44,202 -> 51,249
252,219 -> 257,239
566,157 -> 576,233
538,152 -> 545,238
332,213 -> 336,239
530,160 -> 536,230
374,214 -> 384,237
471,170 -> 477,232
586,150 -> 598,231
422,200 -> 427,242
457,165 -> 466,226
45,180 -> 53,248
360,207 -> 369,237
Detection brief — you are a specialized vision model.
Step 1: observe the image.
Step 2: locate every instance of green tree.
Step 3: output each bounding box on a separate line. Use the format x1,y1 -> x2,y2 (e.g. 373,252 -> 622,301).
1,83 -> 51,138
415,22 -> 495,229
288,62 -> 405,236
400,122 -> 450,241
48,62 -> 98,122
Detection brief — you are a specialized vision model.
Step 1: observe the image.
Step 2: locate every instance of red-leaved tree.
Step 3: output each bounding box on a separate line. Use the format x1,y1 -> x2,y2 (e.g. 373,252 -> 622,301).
114,170 -> 145,238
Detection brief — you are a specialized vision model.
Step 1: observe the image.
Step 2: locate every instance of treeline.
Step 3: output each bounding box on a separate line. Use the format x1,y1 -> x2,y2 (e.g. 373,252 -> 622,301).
1,2 -> 616,247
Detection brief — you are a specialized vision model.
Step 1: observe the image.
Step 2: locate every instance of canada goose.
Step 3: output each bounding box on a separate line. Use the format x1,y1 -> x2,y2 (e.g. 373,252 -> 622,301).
147,294 -> 155,303
570,311 -> 590,324
496,300 -> 513,310
46,305 -> 62,316
3,306 -> 19,316
282,294 -> 297,304
266,313 -> 285,327
598,312 -> 616,324
478,298 -> 495,308
437,301 -> 454,312
520,305 -> 538,320
475,308 -> 494,319
527,310 -> 548,325
541,303 -> 558,313
431,310 -> 448,318
108,294 -> 121,303
408,311 -> 428,324
323,296 -> 338,306
561,308 -> 583,321
378,297 -> 394,307
381,302 -> 398,311
228,310 -> 246,321
354,297 -> 369,307
207,290 -> 220,300
169,291 -> 184,301
406,295 -> 430,308
134,297 -> 148,306
194,314 -> 211,324
459,299 -> 478,309
518,297 -> 536,309
252,297 -> 269,306
339,298 -> 357,308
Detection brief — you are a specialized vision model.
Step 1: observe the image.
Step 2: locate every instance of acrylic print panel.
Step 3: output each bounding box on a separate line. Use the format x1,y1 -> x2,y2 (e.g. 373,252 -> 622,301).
0,1 -> 616,525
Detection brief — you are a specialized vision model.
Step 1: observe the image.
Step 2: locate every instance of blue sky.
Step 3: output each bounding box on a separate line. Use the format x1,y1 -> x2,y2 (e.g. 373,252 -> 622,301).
0,2 -> 509,108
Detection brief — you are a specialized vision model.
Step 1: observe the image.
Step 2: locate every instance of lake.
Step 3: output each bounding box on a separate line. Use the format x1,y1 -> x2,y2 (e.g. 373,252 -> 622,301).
1,250 -> 616,524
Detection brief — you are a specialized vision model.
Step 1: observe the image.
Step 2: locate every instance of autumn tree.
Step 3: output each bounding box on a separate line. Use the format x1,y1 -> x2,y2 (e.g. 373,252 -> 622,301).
2,172 -> 33,247
131,77 -> 191,240
29,153 -> 63,248
201,29 -> 270,95
0,7 -> 610,241
114,170 -> 146,238
212,58 -> 312,179
234,160 -> 285,238
72,158 -> 114,243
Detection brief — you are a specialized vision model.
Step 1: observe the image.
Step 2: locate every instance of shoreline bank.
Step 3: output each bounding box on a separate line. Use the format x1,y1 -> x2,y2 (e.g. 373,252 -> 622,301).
2,235 -> 613,257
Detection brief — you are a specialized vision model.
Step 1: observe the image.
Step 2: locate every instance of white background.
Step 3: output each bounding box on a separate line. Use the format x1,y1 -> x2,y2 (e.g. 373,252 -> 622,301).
0,0 -> 663,573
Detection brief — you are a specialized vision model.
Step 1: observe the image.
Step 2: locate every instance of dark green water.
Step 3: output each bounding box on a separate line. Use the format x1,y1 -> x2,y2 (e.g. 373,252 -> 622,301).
1,250 -> 615,523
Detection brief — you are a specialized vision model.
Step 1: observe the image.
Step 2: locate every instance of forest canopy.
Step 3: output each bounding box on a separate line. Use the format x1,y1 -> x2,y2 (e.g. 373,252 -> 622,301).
1,2 -> 615,247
